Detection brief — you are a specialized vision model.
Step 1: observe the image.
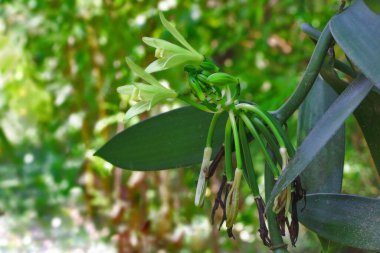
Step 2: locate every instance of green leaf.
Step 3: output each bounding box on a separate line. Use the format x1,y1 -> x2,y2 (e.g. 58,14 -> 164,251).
364,0 -> 380,14
95,106 -> 227,170
267,76 -> 373,209
330,0 -> 380,86
297,77 -> 345,193
321,65 -> 380,176
298,193 -> 380,251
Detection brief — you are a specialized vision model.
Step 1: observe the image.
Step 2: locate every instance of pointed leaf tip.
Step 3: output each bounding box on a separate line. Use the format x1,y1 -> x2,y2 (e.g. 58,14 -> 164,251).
95,106 -> 228,170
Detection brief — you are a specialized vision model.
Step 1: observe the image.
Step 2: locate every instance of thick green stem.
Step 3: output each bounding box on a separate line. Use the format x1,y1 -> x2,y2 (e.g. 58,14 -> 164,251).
274,24 -> 333,123
300,23 -> 357,78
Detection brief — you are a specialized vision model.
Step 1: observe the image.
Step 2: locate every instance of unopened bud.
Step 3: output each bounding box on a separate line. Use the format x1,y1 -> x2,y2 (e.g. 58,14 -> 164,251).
189,77 -> 206,101
207,72 -> 239,87
195,147 -> 212,206
197,74 -> 209,84
200,60 -> 219,72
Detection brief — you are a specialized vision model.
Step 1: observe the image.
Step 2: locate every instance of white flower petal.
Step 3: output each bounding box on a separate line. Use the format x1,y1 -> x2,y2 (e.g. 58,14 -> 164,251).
125,57 -> 162,87
125,101 -> 151,121
117,84 -> 135,95
145,53 -> 200,73
142,37 -> 189,54
159,12 -> 200,56
134,82 -> 175,99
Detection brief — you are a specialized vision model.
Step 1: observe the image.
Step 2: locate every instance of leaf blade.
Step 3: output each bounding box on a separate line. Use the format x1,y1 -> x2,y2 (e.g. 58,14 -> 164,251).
267,76 -> 373,209
321,65 -> 380,176
298,193 -> 380,250
330,0 -> 380,86
297,77 -> 345,193
95,106 -> 227,170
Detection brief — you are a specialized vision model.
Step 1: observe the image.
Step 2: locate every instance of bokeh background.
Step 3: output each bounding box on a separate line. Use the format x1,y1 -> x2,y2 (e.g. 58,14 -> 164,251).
0,0 -> 378,252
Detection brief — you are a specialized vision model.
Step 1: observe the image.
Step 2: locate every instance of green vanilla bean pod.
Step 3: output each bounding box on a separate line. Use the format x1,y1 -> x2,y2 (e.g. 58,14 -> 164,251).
238,119 -> 260,197
235,103 -> 288,153
195,113 -> 222,206
224,118 -> 234,181
225,111 -> 244,233
236,103 -> 296,157
240,113 -> 281,179
252,118 -> 282,164
239,118 -> 272,247
236,103 -> 295,216
207,72 -> 239,87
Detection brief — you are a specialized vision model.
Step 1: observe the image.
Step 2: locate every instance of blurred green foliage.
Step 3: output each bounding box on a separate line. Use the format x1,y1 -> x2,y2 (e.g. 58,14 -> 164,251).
0,0 -> 377,252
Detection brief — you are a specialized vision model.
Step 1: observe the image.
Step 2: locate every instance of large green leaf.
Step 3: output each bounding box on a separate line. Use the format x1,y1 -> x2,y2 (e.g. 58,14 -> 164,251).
95,106 -> 227,170
297,77 -> 345,193
267,76 -> 373,209
298,193 -> 380,250
301,22 -> 380,177
321,65 -> 380,176
330,0 -> 380,86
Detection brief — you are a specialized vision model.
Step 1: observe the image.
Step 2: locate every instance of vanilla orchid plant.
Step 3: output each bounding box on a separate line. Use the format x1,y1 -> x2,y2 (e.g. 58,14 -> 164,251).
116,12 -> 303,247
97,1 -> 380,251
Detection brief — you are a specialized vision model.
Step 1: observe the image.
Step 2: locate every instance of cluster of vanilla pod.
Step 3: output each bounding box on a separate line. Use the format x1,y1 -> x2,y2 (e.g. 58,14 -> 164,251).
119,12 -> 305,247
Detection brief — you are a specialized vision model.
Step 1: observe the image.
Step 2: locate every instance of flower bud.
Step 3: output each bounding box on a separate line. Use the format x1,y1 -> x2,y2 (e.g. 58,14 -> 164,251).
196,74 -> 209,85
195,147 -> 212,206
226,169 -> 243,228
200,60 -> 219,72
189,76 -> 206,101
207,72 -> 239,87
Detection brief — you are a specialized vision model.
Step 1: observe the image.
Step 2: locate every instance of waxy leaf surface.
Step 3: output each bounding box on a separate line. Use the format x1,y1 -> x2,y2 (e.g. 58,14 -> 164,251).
267,76 -> 373,209
298,193 -> 380,250
95,106 -> 227,170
